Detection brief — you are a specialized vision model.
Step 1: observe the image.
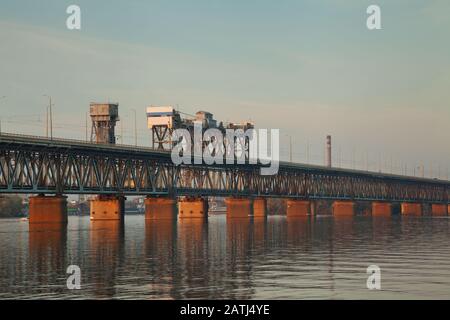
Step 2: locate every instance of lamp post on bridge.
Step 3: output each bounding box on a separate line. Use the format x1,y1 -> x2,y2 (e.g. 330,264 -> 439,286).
306,140 -> 310,164
43,94 -> 54,139
289,135 -> 292,162
131,108 -> 137,146
0,96 -> 5,134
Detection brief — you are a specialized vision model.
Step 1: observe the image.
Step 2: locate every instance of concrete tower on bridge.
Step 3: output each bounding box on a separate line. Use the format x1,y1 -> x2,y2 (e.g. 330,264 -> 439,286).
90,103 -> 119,144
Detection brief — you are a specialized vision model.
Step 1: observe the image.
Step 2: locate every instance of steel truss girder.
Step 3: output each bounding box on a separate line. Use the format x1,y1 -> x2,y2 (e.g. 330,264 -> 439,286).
0,140 -> 449,203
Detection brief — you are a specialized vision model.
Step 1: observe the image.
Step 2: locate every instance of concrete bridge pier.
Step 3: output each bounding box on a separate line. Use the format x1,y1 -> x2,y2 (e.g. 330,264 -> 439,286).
371,202 -> 392,217
431,203 -> 448,216
225,197 -> 253,218
286,200 -> 314,217
145,196 -> 177,220
90,195 -> 125,221
401,203 -> 422,216
332,200 -> 355,217
253,198 -> 267,218
178,196 -> 208,219
29,194 -> 68,224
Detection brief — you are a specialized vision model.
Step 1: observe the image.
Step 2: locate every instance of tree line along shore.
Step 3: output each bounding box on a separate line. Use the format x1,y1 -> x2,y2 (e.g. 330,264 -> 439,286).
0,195 -> 26,218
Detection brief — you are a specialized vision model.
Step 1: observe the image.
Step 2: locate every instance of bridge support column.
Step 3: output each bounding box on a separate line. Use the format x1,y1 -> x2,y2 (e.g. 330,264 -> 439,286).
431,204 -> 448,216
178,197 -> 208,219
332,201 -> 355,217
145,197 -> 177,220
286,200 -> 313,217
226,197 -> 253,218
90,195 -> 125,221
401,203 -> 422,216
29,195 -> 68,224
253,198 -> 267,218
371,202 -> 392,217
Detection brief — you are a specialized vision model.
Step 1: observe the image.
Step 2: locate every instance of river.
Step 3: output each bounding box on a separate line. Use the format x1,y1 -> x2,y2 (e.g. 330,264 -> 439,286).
1,214 -> 450,299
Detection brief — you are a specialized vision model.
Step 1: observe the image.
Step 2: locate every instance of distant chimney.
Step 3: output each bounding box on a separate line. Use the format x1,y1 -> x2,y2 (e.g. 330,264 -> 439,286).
326,135 -> 331,167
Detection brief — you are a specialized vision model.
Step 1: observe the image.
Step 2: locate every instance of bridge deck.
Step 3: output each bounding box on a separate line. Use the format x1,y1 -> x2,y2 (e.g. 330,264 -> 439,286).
0,133 -> 449,202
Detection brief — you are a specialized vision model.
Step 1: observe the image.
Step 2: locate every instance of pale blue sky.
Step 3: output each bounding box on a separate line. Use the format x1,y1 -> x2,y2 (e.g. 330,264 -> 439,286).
0,0 -> 449,176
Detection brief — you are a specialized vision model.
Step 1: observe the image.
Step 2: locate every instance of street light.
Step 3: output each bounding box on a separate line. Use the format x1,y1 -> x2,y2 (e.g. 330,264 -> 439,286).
306,140 -> 310,164
85,111 -> 88,142
0,96 -> 5,134
289,135 -> 292,162
131,109 -> 137,146
43,94 -> 53,139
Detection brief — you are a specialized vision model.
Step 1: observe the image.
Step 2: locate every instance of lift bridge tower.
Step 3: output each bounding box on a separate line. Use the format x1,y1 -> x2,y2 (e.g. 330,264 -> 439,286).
88,103 -> 125,214
147,106 -> 226,150
146,105 -> 254,158
90,103 -> 119,144
146,106 -> 182,150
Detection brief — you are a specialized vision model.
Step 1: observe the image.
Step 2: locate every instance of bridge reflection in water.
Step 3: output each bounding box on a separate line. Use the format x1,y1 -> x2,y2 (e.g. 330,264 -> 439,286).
28,223 -> 67,292
2,210 -> 450,299
89,220 -> 125,298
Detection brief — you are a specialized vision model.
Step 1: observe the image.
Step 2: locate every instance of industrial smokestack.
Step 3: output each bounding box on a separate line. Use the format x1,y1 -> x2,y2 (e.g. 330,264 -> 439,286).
326,135 -> 331,167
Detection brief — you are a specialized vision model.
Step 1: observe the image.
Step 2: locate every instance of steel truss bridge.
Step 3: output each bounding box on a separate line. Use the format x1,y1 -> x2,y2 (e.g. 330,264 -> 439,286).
0,133 -> 449,203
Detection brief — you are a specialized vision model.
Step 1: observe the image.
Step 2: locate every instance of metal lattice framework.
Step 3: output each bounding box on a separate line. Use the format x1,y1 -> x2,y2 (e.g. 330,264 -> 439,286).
0,134 -> 449,203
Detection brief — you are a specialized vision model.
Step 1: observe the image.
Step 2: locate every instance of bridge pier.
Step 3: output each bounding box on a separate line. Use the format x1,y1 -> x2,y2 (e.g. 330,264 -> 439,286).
401,203 -> 422,216
145,196 -> 177,220
225,197 -> 253,218
332,201 -> 355,217
431,204 -> 448,216
29,195 -> 68,224
178,197 -> 208,219
286,200 -> 314,217
90,195 -> 125,221
253,198 -> 267,218
371,202 -> 392,217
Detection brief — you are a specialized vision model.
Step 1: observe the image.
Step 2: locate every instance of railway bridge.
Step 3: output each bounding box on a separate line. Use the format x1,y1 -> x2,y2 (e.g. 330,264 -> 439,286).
1,133 -> 449,223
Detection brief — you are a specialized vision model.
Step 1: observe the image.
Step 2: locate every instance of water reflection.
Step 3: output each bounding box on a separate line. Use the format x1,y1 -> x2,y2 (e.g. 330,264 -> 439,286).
2,213 -> 450,299
226,217 -> 254,299
227,217 -> 252,258
28,223 -> 67,294
89,220 -> 125,298
144,219 -> 177,299
145,219 -> 176,265
372,215 -> 402,242
253,217 -> 267,248
176,218 -> 209,299
286,216 -> 313,247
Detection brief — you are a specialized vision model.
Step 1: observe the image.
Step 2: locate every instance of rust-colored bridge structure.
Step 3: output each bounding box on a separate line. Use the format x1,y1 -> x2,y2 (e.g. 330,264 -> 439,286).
1,133 -> 449,223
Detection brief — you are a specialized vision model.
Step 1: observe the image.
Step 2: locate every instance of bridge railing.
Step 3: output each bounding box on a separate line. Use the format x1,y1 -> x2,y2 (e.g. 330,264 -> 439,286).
0,131 -> 170,154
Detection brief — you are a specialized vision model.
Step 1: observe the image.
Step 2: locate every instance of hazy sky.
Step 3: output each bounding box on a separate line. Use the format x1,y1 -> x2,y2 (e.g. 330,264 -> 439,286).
0,0 -> 449,176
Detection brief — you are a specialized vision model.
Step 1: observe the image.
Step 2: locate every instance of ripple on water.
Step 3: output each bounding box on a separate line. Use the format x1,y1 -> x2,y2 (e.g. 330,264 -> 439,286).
0,214 -> 450,299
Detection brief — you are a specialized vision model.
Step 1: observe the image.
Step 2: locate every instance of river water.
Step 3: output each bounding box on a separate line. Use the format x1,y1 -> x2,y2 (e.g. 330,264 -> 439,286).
1,213 -> 450,299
